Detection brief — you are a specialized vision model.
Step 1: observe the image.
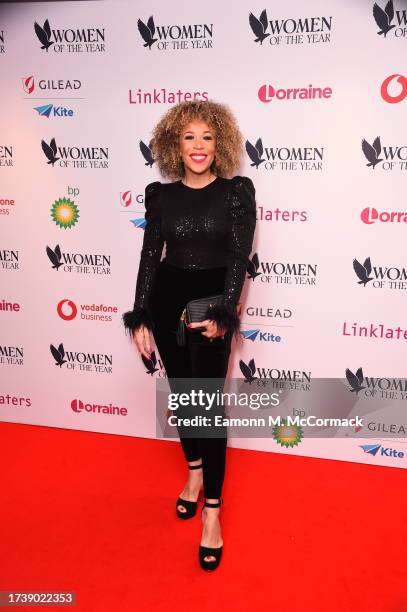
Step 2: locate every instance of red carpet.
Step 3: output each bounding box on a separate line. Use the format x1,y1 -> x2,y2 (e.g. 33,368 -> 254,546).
0,421 -> 406,612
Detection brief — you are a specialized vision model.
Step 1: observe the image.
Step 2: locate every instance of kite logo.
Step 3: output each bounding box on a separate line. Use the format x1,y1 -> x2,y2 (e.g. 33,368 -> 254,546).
34,104 -> 74,118
359,443 -> 405,458
240,329 -> 282,343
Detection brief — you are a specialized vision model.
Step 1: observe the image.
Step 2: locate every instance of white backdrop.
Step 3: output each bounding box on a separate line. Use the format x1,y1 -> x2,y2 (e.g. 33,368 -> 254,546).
1,0 -> 406,468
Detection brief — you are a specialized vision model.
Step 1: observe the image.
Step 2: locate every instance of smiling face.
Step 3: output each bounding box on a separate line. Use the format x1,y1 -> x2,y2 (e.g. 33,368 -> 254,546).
179,119 -> 217,177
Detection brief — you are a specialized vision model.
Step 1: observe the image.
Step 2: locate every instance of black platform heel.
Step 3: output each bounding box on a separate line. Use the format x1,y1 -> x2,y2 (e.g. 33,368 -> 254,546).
199,499 -> 223,571
175,462 -> 203,520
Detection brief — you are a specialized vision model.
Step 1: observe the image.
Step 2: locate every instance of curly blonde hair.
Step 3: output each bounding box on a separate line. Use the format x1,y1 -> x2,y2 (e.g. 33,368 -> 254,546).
151,99 -> 244,180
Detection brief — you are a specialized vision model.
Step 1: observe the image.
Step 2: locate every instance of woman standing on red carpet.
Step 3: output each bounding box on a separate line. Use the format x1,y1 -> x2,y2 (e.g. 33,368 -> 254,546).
123,99 -> 256,571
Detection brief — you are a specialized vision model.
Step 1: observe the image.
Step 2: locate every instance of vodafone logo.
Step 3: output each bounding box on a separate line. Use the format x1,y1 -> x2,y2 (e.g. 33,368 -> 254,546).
57,298 -> 77,320
258,83 -> 332,103
361,207 -> 407,224
381,74 -> 407,103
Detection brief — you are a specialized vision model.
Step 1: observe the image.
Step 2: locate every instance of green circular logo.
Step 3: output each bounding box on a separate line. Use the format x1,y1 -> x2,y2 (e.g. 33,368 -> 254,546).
51,197 -> 79,228
272,419 -> 303,448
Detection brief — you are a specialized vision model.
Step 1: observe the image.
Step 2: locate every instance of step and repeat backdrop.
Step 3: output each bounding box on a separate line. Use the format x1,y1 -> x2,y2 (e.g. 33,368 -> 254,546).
1,0 -> 406,468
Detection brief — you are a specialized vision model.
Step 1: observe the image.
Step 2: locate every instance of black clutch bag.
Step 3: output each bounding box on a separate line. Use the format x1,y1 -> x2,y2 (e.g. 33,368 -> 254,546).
176,294 -> 223,347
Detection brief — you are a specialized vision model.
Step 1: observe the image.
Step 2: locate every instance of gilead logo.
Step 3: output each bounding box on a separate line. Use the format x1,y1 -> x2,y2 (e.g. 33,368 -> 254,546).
258,83 -> 332,102
71,398 -> 127,416
361,206 -> 407,224
381,74 -> 407,103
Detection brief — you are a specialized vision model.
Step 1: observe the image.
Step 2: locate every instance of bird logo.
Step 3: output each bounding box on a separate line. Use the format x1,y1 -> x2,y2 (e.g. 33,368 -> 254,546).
246,138 -> 266,169
41,138 -> 59,166
373,1 -> 395,37
46,245 -> 63,270
247,253 -> 262,281
361,136 -> 383,169
239,358 -> 257,383
137,16 -> 158,49
34,19 -> 54,51
50,343 -> 66,367
139,140 -> 155,167
141,351 -> 159,375
345,367 -> 366,394
249,10 -> 270,45
353,257 -> 373,286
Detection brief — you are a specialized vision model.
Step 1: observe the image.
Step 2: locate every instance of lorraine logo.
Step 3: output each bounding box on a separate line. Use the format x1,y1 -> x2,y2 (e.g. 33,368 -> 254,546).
361,206 -> 407,224
381,74 -> 407,104
359,443 -> 405,458
258,83 -> 332,103
345,367 -> 366,394
34,104 -> 74,118
273,419 -> 304,448
140,140 -> 154,167
51,197 -> 79,229
34,19 -> 54,51
353,257 -> 373,286
57,299 -> 77,321
361,136 -> 383,169
246,138 -> 266,169
22,75 -> 35,94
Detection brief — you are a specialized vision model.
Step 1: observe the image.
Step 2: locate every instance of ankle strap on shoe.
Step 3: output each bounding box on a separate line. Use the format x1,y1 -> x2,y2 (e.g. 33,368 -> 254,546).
203,499 -> 223,508
188,463 -> 203,470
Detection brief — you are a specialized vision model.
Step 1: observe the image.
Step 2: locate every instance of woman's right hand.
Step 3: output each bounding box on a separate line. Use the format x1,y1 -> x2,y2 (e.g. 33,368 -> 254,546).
132,325 -> 152,360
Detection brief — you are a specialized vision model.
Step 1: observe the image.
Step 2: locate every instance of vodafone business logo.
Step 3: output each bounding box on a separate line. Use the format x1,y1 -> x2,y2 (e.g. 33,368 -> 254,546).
381,74 -> 407,103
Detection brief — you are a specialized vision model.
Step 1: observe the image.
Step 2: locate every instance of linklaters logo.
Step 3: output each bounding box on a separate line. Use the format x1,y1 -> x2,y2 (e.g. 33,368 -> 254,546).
372,1 -> 407,38
41,137 -> 109,169
137,15 -> 213,51
246,137 -> 324,171
249,9 -> 332,46
353,256 -> 407,290
247,253 -> 317,286
272,419 -> 304,447
362,136 -> 407,170
34,18 -> 106,53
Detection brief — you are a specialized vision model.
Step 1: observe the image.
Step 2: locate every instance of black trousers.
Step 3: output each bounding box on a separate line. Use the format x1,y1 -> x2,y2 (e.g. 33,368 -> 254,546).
149,260 -> 232,499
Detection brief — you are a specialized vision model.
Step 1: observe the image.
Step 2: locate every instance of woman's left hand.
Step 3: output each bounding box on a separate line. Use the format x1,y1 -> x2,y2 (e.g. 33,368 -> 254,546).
187,320 -> 225,340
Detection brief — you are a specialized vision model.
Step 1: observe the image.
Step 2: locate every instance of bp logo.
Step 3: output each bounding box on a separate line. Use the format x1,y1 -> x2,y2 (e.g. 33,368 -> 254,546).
51,197 -> 79,228
273,418 -> 303,447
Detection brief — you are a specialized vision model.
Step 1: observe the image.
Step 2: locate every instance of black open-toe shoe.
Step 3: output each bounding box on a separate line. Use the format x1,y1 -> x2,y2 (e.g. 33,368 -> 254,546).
199,499 -> 223,571
175,462 -> 203,520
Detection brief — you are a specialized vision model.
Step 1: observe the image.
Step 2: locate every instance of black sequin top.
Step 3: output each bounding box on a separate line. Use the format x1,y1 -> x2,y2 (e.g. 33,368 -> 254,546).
123,175 -> 256,335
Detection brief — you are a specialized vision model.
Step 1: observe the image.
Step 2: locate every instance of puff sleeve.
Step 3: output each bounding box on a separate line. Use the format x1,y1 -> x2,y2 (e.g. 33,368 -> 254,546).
206,176 -> 256,338
122,181 -> 164,335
